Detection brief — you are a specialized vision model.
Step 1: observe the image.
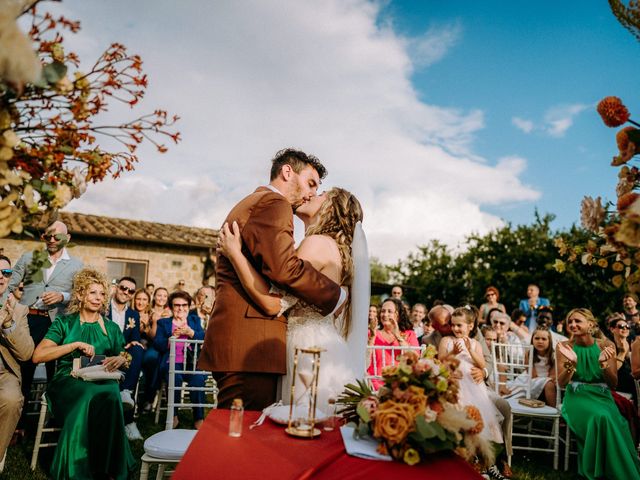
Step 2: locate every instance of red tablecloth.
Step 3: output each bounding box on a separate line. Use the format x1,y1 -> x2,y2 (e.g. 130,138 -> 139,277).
173,410 -> 483,479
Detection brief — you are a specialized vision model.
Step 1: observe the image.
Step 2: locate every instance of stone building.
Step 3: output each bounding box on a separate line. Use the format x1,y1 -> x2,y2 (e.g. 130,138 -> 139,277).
0,212 -> 218,295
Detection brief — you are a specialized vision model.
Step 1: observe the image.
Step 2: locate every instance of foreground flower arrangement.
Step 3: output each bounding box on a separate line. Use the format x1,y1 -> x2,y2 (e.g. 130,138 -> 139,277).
337,347 -> 493,467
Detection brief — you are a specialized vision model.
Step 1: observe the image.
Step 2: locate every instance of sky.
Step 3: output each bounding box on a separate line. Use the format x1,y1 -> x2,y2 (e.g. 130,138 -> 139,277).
37,0 -> 640,263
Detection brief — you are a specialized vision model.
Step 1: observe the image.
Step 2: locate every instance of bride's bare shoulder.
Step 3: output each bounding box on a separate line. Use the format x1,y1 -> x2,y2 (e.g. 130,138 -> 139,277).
297,235 -> 341,270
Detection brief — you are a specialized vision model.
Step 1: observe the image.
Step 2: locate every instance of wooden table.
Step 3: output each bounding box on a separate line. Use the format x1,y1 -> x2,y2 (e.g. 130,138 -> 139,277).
173,409 -> 483,479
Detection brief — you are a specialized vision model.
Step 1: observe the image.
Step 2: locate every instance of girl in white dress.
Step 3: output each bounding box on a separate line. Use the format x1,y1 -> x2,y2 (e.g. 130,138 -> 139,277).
439,307 -> 504,445
217,188 -> 365,407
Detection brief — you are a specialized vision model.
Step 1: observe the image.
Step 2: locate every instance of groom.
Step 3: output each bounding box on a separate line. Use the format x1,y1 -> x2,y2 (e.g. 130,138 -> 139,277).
199,148 -> 346,410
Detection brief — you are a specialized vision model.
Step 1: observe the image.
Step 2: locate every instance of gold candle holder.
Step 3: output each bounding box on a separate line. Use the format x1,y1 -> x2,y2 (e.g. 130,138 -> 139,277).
286,346 -> 325,438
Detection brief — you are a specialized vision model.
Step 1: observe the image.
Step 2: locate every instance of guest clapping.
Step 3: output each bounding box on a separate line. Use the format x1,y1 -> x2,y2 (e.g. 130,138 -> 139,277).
556,308 -> 640,479
154,291 -> 205,429
32,267 -> 135,480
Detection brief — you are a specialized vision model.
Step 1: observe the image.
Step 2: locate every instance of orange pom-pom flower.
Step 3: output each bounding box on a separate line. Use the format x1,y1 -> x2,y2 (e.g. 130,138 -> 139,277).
598,96 -> 630,127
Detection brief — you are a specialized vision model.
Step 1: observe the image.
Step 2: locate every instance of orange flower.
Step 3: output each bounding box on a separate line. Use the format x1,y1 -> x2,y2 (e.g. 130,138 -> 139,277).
618,192 -> 640,212
464,405 -> 484,435
616,126 -> 637,152
372,400 -> 416,446
598,96 -> 630,127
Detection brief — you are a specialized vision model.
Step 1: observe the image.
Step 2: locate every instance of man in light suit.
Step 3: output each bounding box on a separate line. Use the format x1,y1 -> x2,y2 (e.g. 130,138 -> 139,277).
199,148 -> 346,410
8,220 -> 83,432
0,296 -> 34,467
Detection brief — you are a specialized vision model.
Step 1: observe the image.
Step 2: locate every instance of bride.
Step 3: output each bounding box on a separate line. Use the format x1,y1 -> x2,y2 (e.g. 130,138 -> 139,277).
217,187 -> 367,408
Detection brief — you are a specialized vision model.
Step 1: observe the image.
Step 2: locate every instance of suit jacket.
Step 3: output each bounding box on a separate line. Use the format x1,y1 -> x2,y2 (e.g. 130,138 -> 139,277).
8,250 -> 83,322
198,187 -> 342,374
106,304 -> 141,345
0,304 -> 35,381
154,316 -> 205,363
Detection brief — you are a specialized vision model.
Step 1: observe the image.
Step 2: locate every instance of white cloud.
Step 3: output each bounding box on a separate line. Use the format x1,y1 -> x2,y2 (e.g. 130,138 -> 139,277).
544,104 -> 589,137
53,0 -> 540,263
409,22 -> 462,68
512,117 -> 534,134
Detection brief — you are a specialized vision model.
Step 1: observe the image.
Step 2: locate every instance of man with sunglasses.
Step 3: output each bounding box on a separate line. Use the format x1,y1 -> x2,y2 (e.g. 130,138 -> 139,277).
7,221 -> 83,437
106,276 -> 144,441
0,254 -> 12,307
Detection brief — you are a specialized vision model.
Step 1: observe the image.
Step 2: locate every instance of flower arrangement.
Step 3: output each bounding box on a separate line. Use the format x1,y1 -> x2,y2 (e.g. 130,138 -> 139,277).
554,96 -> 640,291
337,347 -> 493,467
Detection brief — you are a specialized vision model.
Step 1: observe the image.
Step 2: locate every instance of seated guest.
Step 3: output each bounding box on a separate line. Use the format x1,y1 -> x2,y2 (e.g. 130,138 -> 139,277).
0,254 -> 11,307
133,288 -> 161,412
607,314 -> 636,404
557,308 -> 640,479
367,305 -> 379,343
422,304 -> 453,347
623,293 -> 640,341
32,267 -> 135,479
410,303 -> 427,340
510,308 -> 528,333
151,287 -> 172,322
0,296 -> 34,465
367,298 -> 418,389
154,291 -> 205,429
189,286 -> 215,330
479,286 -> 506,325
536,307 -> 568,348
107,276 -> 144,440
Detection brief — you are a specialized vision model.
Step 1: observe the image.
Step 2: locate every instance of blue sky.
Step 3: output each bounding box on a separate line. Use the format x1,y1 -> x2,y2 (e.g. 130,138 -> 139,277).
47,0 -> 640,262
387,0 -> 639,227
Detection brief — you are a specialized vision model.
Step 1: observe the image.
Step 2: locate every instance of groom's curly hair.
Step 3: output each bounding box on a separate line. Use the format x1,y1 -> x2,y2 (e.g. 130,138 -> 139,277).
307,187 -> 363,338
269,148 -> 327,181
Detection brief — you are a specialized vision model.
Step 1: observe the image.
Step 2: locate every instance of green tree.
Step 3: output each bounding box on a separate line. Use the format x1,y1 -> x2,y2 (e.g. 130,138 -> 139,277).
391,214 -> 620,322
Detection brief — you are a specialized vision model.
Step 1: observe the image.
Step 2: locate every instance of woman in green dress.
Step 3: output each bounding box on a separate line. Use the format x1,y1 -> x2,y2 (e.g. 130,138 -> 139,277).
32,267 -> 136,479
556,308 -> 640,479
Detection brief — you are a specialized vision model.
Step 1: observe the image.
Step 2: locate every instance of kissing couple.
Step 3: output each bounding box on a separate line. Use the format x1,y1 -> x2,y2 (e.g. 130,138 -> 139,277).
198,148 -> 369,410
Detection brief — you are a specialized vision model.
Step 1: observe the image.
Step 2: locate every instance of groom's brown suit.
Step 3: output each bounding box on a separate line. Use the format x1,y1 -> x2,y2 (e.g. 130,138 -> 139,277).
198,187 -> 341,409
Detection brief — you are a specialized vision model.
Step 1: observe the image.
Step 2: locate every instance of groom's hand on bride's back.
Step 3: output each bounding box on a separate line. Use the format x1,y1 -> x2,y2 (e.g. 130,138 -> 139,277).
333,287 -> 349,317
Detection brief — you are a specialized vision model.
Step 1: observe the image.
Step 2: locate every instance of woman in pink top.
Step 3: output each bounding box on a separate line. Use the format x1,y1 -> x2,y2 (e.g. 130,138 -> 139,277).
367,298 -> 419,389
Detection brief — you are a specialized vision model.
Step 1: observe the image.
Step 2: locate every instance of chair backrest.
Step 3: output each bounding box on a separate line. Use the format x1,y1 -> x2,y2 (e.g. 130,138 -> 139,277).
491,342 -> 534,398
166,337 -> 218,430
365,344 -> 425,389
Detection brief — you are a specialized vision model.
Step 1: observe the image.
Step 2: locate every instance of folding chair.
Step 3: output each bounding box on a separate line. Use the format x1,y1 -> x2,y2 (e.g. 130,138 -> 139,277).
140,338 -> 218,480
492,342 -> 561,469
30,393 -> 62,470
365,344 -> 425,390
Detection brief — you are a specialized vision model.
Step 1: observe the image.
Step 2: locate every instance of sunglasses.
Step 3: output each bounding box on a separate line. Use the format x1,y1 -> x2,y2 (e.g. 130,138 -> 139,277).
616,324 -> 630,330
172,303 -> 189,309
538,315 -> 552,321
492,321 -> 507,326
1,269 -> 12,278
41,233 -> 64,241
118,285 -> 136,294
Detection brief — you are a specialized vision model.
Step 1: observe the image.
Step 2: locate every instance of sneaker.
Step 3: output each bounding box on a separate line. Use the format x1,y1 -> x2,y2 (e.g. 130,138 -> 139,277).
120,390 -> 135,411
124,422 -> 143,441
486,465 -> 508,480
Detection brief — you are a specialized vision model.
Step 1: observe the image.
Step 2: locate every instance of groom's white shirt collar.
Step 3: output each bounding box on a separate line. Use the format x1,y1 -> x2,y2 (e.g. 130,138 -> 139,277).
265,184 -> 284,196
264,184 -> 347,316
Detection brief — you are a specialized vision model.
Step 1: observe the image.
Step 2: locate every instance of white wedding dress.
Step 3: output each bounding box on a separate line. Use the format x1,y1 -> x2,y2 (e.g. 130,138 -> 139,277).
277,222 -> 370,410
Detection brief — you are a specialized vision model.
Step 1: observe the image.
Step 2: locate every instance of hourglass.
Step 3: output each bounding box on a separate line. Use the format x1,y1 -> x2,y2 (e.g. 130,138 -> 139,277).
286,346 -> 324,438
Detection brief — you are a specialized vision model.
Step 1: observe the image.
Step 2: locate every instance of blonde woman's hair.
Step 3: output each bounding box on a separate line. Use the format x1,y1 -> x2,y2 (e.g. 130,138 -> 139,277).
67,267 -> 110,314
306,187 -> 363,338
564,307 -> 605,338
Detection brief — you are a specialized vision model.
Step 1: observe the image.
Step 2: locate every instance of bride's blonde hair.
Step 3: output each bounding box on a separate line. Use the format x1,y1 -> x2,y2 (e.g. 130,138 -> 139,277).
306,187 -> 363,338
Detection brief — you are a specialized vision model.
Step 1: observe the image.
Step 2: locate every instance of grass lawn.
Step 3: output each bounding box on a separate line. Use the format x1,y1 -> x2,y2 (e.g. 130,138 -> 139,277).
1,409 -> 580,479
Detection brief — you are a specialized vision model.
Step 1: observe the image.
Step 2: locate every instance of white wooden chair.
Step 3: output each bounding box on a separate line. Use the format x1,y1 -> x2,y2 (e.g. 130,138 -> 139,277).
30,393 -> 62,470
365,344 -> 425,390
492,342 -> 562,470
140,338 -> 218,480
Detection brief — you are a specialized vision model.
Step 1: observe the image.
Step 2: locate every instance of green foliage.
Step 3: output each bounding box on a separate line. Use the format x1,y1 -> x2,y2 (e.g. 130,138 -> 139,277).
390,213 -> 621,322
370,256 -> 392,284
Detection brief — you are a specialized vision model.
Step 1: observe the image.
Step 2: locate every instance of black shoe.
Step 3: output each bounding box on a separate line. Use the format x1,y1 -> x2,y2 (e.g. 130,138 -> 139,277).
486,465 -> 508,480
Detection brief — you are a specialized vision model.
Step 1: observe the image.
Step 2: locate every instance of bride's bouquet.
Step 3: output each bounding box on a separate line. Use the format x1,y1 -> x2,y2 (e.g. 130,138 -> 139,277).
337,346 -> 493,467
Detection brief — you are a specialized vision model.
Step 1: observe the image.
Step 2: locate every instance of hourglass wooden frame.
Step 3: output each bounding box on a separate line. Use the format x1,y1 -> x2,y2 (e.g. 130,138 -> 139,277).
286,346 -> 325,438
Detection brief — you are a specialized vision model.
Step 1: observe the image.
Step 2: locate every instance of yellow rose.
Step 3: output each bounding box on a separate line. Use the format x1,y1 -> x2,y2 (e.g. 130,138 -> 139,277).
372,400 -> 415,446
402,386 -> 427,416
403,448 -> 420,466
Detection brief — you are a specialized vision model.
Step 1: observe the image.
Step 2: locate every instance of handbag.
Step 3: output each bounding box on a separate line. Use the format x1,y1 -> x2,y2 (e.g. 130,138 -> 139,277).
518,398 -> 545,408
71,357 -> 124,382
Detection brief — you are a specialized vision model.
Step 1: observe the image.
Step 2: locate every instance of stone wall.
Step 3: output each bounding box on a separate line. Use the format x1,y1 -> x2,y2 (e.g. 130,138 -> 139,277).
0,237 -> 214,295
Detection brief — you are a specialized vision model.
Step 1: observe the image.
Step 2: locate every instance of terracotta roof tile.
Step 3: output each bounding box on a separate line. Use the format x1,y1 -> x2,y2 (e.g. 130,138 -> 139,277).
46,212 -> 218,248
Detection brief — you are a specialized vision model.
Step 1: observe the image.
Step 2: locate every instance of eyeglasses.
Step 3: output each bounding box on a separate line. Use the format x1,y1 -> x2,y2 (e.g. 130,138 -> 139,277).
616,324 -> 630,330
492,321 -> 507,326
1,269 -> 12,278
41,233 -> 62,242
538,315 -> 552,321
17,286 -> 24,291
172,303 -> 189,309
118,285 -> 136,295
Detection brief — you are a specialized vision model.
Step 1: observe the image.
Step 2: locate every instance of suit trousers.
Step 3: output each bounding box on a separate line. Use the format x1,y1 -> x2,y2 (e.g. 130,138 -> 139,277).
0,371 -> 24,461
489,389 -> 513,456
18,313 -> 55,429
213,372 -> 279,411
122,344 -> 144,424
